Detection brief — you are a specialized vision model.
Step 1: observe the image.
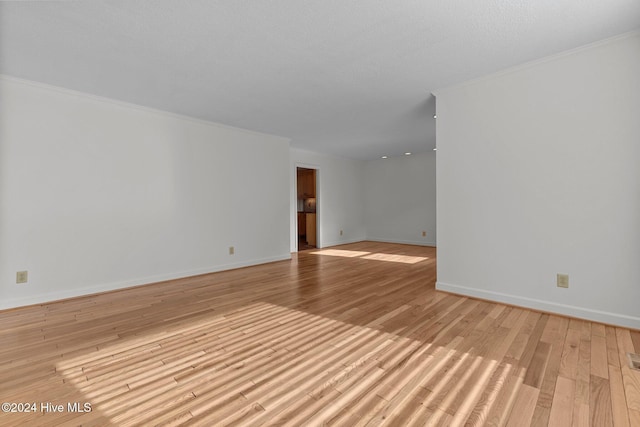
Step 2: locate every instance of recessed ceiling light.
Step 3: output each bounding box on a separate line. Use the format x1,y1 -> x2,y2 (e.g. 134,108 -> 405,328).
381,156 -> 388,159
404,152 -> 411,156
433,148 -> 437,151
433,114 -> 437,119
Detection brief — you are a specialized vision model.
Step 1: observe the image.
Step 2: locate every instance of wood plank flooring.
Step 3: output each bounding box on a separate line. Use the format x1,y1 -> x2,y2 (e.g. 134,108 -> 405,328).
1,241 -> 639,426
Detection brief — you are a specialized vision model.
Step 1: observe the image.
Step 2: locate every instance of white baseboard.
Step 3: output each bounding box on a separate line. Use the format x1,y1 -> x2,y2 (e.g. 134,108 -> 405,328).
366,237 -> 437,247
436,281 -> 640,330
0,254 -> 292,311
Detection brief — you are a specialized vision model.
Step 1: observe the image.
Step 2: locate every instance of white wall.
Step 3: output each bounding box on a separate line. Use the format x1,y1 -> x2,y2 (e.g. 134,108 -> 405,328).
290,148 -> 366,250
364,152 -> 436,246
434,32 -> 640,328
0,76 -> 291,309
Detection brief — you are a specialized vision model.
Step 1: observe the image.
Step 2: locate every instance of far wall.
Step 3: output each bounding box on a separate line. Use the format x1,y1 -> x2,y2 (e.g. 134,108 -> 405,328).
290,149 -> 437,252
364,152 -> 436,246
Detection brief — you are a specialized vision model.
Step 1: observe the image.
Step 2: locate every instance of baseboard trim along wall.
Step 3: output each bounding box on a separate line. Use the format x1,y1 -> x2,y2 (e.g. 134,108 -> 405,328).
0,254 -> 292,311
436,281 -> 640,330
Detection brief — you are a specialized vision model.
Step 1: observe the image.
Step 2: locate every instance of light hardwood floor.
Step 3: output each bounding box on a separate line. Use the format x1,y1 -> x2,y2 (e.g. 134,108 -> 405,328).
1,242 -> 639,426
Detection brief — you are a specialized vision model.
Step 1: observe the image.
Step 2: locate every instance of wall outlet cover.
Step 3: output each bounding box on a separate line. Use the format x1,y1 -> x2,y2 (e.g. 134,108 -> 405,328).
16,271 -> 28,284
557,273 -> 569,288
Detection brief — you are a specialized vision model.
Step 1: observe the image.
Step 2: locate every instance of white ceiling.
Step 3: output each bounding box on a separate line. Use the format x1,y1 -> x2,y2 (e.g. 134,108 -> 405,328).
1,1 -> 639,160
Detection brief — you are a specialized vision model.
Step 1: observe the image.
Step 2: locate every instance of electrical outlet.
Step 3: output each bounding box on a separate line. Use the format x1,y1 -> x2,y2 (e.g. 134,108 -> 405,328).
229,246 -> 234,255
557,273 -> 569,288
422,231 -> 426,237
16,271 -> 28,284
340,230 -> 343,236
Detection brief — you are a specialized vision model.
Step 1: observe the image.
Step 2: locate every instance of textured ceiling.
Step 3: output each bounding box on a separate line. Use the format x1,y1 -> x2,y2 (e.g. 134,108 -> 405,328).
1,1 -> 639,160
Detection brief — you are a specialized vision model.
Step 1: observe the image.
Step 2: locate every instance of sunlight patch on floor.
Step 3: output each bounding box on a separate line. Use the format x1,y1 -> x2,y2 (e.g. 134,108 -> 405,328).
361,253 -> 428,264
54,302 -> 511,425
311,249 -> 428,264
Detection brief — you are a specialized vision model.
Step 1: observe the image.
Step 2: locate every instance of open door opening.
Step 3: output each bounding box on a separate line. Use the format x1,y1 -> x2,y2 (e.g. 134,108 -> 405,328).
296,167 -> 317,251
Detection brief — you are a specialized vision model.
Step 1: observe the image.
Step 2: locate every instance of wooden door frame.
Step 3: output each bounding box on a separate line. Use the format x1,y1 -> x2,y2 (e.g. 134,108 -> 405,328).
294,164 -> 320,252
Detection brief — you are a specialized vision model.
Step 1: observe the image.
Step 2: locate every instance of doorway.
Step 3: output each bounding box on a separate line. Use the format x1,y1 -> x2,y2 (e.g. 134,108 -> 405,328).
296,167 -> 317,251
